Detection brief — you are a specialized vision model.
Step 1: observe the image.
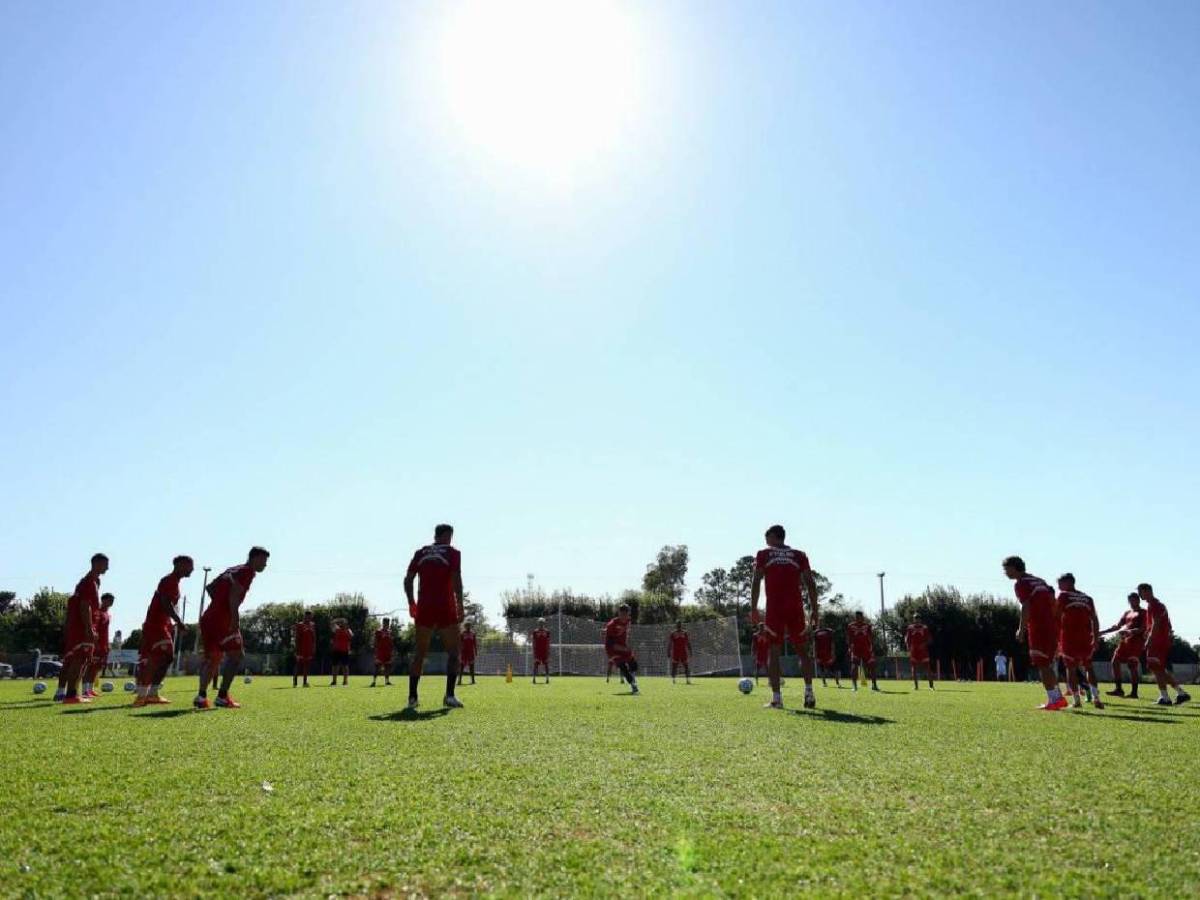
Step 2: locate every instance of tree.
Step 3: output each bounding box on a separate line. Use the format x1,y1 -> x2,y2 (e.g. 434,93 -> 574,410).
694,567 -> 733,614
0,591 -> 16,615
642,545 -> 688,607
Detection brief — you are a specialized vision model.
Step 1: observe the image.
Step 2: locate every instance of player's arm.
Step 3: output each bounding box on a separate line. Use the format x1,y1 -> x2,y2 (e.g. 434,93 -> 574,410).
802,570 -> 819,629
750,569 -> 763,623
454,571 -> 465,620
1016,601 -> 1028,639
228,581 -> 246,631
1097,619 -> 1121,636
159,590 -> 186,629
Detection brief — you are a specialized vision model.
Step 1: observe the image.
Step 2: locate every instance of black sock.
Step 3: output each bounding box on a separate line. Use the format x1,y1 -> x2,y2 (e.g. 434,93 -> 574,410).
445,657 -> 458,697
409,674 -> 420,699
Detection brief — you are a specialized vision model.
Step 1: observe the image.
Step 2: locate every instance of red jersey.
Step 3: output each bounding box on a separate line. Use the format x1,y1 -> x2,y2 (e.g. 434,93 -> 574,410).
753,632 -> 771,663
294,621 -> 317,657
1057,590 -> 1096,642
145,574 -> 182,634
407,544 -> 461,604
374,628 -> 394,658
331,627 -> 353,653
204,564 -> 256,616
93,608 -> 112,650
754,546 -> 811,606
71,573 -> 100,621
669,631 -> 691,660
1116,608 -> 1147,639
813,627 -> 835,663
1013,574 -> 1055,625
604,618 -> 631,649
905,623 -> 931,658
532,628 -> 551,659
1145,597 -> 1172,638
847,620 -> 874,655
460,631 -> 478,660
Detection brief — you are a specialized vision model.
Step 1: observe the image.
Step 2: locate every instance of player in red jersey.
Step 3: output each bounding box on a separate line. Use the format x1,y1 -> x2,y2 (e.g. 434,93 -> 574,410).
751,625 -> 771,685
904,614 -> 934,691
134,556 -> 193,706
1004,556 -> 1066,710
846,612 -> 879,692
1139,583 -> 1191,706
329,619 -> 354,686
750,524 -> 819,709
458,621 -> 479,686
82,593 -> 115,698
604,604 -> 639,694
195,547 -> 269,709
1055,574 -> 1104,709
1099,593 -> 1145,699
531,618 -> 552,684
813,624 -> 839,688
667,622 -> 692,685
58,553 -> 108,704
370,619 -> 394,687
404,524 -> 465,710
293,611 -> 317,687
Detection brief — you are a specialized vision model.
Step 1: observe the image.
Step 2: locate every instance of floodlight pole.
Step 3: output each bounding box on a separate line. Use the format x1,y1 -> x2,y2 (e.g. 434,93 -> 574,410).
877,572 -> 887,653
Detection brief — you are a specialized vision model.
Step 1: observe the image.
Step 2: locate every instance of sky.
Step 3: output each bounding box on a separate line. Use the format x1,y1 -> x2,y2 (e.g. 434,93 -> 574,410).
2,1 -> 1198,642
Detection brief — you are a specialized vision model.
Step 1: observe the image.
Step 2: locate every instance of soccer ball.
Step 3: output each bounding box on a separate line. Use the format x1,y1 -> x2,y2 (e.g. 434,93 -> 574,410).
738,677 -> 754,694
33,681 -> 47,695
101,682 -> 114,693
243,675 -> 252,684
123,681 -> 136,692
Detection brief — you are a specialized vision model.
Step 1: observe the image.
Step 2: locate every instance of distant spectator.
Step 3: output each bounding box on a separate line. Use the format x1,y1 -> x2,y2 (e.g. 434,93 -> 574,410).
994,651 -> 1008,680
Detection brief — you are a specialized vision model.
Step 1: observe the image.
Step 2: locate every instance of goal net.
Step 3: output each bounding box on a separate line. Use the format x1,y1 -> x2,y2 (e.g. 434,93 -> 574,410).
472,614 -> 743,677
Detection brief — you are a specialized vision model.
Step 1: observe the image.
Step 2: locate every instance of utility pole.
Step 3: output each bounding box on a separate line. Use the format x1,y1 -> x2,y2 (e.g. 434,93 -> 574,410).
877,572 -> 886,618
193,567 -> 211,654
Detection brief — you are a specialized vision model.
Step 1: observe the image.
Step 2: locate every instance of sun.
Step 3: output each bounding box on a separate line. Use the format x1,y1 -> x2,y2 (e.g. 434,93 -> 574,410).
433,0 -> 646,182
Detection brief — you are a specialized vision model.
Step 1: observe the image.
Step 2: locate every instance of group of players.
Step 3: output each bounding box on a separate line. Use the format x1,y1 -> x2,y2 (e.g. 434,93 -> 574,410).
48,524 -> 1190,713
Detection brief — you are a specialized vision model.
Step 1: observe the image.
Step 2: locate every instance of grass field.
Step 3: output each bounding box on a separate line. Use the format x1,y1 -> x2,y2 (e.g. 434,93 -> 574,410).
2,675 -> 1199,898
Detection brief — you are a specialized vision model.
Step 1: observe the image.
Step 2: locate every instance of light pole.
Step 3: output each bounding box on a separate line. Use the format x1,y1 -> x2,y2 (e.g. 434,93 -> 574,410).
877,572 -> 886,618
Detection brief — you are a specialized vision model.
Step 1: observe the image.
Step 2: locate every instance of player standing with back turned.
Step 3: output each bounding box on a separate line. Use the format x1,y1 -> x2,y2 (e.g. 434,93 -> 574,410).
404,524 -> 465,710
750,524 -> 819,710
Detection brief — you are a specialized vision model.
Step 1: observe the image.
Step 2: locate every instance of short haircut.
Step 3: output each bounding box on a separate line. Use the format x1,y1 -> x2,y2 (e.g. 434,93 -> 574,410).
855,610 -> 864,617
91,553 -> 108,564
1137,582 -> 1152,592
382,618 -> 390,625
1002,555 -> 1026,573
173,555 -> 193,567
765,524 -> 786,540
434,523 -> 454,539
100,592 -> 114,601
248,546 -> 270,560
1058,572 -> 1075,585
618,604 -> 630,613
1127,592 -> 1139,601
304,610 -> 313,617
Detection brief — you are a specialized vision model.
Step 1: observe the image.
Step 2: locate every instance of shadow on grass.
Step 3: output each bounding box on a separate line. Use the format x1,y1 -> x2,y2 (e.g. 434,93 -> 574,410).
369,708 -> 451,723
1097,713 -> 1178,725
0,700 -> 57,710
137,708 -> 201,719
789,708 -> 893,725
61,704 -> 131,715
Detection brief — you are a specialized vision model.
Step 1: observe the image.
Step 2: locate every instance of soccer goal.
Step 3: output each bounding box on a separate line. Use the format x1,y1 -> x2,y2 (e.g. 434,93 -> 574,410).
474,614 -> 743,677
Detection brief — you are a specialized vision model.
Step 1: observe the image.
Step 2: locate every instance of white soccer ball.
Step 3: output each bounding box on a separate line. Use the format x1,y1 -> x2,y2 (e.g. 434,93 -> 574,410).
243,675 -> 252,684
123,681 -> 136,692
101,682 -> 114,693
738,677 -> 754,694
33,681 -> 47,695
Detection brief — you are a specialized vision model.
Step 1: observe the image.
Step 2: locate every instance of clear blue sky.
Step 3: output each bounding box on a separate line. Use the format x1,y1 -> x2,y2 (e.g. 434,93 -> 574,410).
3,2 -> 1198,641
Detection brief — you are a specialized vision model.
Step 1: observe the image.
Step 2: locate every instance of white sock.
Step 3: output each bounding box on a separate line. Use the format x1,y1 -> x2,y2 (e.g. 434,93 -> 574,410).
1160,689 -> 1170,700
1047,687 -> 1061,701
804,684 -> 814,696
83,682 -> 92,692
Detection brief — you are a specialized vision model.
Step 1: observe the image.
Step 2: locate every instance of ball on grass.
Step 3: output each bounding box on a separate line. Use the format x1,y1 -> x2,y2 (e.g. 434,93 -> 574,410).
101,682 -> 114,693
243,675 -> 253,684
123,681 -> 136,692
33,681 -> 47,695
738,677 -> 754,694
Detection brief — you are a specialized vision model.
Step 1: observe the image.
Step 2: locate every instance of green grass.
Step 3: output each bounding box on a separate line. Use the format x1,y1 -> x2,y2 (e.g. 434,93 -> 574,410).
2,675 -> 1198,897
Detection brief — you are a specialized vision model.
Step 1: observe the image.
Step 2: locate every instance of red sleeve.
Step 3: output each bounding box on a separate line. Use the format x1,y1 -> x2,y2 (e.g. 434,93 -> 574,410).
1014,580 -> 1031,603
450,548 -> 461,574
407,551 -> 421,577
754,550 -> 767,573
237,568 -> 256,590
795,550 -> 811,573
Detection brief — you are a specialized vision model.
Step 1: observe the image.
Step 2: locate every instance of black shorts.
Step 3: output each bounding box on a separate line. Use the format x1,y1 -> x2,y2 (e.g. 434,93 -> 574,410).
331,651 -> 351,666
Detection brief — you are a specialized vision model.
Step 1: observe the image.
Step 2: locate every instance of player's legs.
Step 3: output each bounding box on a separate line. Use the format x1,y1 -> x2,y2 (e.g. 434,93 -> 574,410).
670,661 -> 676,683
684,660 -> 691,684
439,624 -> 461,705
796,646 -> 815,708
217,646 -> 243,701
1127,659 -> 1141,698
469,662 -> 476,684
1083,663 -> 1104,708
912,660 -> 919,690
60,649 -> 88,701
1064,660 -> 1081,706
867,659 -> 879,691
849,657 -> 859,691
408,626 -> 433,705
1108,658 -> 1125,695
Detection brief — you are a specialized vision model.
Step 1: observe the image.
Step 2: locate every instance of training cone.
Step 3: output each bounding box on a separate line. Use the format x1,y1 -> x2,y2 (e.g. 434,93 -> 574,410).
505,664 -> 513,683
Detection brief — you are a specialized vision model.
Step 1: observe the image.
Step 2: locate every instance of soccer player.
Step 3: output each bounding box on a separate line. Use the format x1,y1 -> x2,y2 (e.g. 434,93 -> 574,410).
1139,583 -> 1191,706
82,593 -> 115,699
58,553 -> 107,704
1055,574 -> 1104,709
195,546 -> 270,709
846,611 -> 879,692
1100,593 -> 1146,698
370,619 -> 393,687
531,618 -> 552,684
404,524 -> 465,710
904,614 -> 934,690
604,604 -> 639,694
330,619 -> 354,686
293,611 -> 316,687
751,624 -> 771,685
1003,556 -> 1066,710
813,624 -> 839,688
134,556 -> 192,706
458,621 -> 479,686
750,524 -> 819,710
668,622 -> 692,684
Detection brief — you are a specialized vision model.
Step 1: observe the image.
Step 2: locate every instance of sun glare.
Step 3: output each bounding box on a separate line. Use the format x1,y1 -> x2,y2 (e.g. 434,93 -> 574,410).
434,0 -> 646,183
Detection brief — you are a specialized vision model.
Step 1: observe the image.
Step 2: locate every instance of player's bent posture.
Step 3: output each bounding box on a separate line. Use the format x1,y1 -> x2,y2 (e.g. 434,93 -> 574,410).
1055,574 -> 1104,709
293,611 -> 316,687
813,624 -> 839,688
1100,593 -> 1146,698
750,524 -> 819,710
134,556 -> 192,706
195,547 -> 269,709
329,619 -> 353,686
405,524 -> 465,710
847,612 -> 879,692
458,621 -> 478,686
904,614 -> 934,690
668,622 -> 692,684
1004,556 -> 1066,710
531,618 -> 552,684
1139,583 -> 1191,706
605,605 -> 639,694
370,619 -> 393,687
58,553 -> 107,704
83,593 -> 115,698
751,624 -> 770,685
